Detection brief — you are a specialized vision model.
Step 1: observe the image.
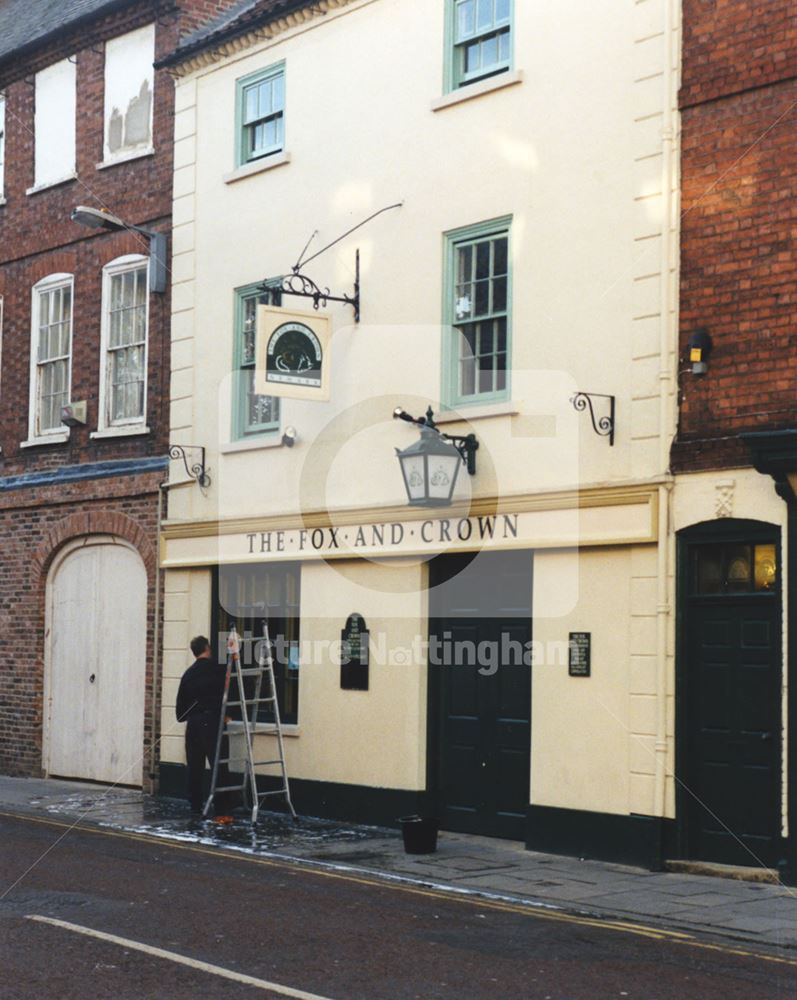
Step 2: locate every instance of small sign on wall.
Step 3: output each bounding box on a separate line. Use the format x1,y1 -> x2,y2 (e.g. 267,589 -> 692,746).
568,632 -> 591,677
255,305 -> 331,400
341,613 -> 369,691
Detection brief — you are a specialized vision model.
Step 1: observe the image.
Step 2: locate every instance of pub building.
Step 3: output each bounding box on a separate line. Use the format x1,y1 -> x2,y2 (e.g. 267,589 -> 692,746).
157,0 -> 681,868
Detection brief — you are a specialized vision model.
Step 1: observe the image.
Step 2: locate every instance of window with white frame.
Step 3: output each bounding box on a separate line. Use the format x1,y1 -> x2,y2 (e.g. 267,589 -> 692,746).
448,0 -> 512,91
99,256 -> 149,429
0,94 -> 6,199
30,275 -> 73,438
237,63 -> 285,166
33,59 -> 76,189
103,24 -> 155,163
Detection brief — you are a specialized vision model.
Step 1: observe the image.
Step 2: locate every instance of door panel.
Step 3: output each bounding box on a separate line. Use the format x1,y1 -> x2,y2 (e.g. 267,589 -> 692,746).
430,551 -> 532,840
686,601 -> 780,866
47,541 -> 147,785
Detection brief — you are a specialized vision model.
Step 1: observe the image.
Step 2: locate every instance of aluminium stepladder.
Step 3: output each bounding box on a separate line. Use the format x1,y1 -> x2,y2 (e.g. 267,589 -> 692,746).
203,619 -> 297,823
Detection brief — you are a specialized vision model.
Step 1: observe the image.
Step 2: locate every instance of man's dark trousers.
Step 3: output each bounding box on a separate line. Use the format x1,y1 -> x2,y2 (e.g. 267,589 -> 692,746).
185,711 -> 233,814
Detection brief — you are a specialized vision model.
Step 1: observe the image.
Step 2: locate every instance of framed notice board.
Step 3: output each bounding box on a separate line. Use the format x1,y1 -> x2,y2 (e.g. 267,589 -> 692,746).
568,632 -> 591,677
341,613 -> 369,691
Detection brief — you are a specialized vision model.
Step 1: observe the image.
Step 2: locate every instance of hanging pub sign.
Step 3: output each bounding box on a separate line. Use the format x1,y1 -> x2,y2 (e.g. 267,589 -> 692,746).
340,613 -> 369,691
255,305 -> 331,401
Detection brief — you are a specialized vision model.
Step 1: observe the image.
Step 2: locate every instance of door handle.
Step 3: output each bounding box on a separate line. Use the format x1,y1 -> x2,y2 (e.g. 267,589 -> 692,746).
89,674 -> 96,684
761,732 -> 773,742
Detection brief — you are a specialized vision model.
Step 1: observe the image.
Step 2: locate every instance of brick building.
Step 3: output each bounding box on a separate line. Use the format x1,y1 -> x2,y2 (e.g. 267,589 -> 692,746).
673,1 -> 797,877
0,0 -> 237,787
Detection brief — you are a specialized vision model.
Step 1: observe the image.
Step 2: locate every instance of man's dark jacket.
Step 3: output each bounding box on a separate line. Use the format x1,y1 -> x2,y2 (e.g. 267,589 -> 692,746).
176,658 -> 226,722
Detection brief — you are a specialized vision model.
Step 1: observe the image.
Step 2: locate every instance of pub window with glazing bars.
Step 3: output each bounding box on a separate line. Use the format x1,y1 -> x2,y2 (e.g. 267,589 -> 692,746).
215,564 -> 300,724
237,63 -> 285,166
449,0 -> 512,90
233,284 -> 280,438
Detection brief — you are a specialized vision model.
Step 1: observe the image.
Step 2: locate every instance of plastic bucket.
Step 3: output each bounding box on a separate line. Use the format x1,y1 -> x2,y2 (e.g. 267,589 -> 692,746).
399,815 -> 438,854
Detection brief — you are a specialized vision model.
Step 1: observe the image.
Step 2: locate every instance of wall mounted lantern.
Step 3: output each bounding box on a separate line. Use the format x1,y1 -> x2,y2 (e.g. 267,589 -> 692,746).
688,327 -> 712,375
71,206 -> 168,293
393,406 -> 478,507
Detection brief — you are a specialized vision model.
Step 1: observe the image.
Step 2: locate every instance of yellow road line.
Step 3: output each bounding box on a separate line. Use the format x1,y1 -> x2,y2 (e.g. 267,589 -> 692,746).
2,809 -> 796,968
26,914 -> 333,998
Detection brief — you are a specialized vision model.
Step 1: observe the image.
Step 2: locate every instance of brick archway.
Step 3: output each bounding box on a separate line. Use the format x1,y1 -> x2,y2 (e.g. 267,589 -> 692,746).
31,510 -> 157,582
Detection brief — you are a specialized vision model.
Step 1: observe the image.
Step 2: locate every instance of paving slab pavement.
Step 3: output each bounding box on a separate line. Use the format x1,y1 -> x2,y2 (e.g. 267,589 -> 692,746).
2,775 -> 797,954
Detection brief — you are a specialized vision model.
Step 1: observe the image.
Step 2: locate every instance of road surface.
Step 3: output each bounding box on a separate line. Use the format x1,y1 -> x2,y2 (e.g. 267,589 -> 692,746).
1,811 -> 795,998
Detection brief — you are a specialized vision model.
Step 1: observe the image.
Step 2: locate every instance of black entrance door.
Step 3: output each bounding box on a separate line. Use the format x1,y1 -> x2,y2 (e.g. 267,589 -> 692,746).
682,531 -> 781,868
429,550 -> 532,840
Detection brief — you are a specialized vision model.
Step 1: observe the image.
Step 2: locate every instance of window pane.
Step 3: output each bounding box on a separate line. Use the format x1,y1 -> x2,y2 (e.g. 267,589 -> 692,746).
478,360 -> 493,394
474,277 -> 490,315
499,30 -> 510,61
477,0 -> 493,30
725,545 -> 752,591
457,0 -> 475,39
272,73 -> 284,111
460,357 -> 476,396
496,0 -> 510,22
493,275 -> 507,313
481,33 -> 499,69
496,317 -> 507,353
496,356 -> 507,391
754,544 -> 777,591
465,41 -> 481,74
493,236 -> 508,275
245,86 -> 258,123
476,240 -> 491,280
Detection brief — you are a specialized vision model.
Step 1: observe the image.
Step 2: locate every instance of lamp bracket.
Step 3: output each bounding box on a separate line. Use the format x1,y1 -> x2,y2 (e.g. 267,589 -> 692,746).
261,249 -> 360,322
170,445 -> 211,487
398,406 -> 479,475
570,392 -> 616,446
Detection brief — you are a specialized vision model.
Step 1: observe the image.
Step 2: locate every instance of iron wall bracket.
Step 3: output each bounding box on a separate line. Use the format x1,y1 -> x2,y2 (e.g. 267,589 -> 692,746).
261,249 -> 360,323
170,445 -> 211,487
570,392 -> 616,446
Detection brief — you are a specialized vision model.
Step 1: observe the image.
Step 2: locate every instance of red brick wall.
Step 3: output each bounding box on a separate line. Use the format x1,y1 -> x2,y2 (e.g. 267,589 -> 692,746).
0,471 -> 163,784
0,0 -> 241,781
674,2 -> 797,472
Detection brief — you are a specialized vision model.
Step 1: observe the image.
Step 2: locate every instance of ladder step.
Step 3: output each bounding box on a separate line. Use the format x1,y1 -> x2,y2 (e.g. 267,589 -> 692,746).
257,789 -> 290,798
252,760 -> 284,767
213,784 -> 247,792
238,668 -> 269,676
225,697 -> 276,708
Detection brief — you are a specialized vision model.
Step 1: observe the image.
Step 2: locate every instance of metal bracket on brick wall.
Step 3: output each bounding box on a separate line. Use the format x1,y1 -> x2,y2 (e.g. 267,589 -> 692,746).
169,445 -> 211,487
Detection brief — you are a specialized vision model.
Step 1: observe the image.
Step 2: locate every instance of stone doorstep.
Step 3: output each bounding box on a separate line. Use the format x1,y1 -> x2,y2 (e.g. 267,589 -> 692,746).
666,859 -> 781,885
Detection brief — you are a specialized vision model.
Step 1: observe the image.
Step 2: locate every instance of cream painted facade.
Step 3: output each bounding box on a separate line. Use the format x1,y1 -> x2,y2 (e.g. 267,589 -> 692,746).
161,0 -> 682,856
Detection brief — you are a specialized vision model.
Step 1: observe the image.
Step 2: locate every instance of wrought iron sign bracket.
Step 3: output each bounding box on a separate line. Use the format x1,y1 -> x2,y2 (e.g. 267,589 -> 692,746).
169,445 -> 211,487
261,249 -> 361,323
570,392 -> 616,446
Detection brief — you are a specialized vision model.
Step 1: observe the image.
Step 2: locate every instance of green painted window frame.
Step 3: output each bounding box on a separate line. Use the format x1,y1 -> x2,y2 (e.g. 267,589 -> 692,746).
442,216 -> 513,410
444,0 -> 514,93
232,282 -> 280,440
235,61 -> 286,168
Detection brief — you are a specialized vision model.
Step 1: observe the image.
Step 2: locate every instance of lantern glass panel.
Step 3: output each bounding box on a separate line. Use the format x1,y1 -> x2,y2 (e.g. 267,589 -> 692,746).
401,454 -> 427,502
427,453 -> 460,501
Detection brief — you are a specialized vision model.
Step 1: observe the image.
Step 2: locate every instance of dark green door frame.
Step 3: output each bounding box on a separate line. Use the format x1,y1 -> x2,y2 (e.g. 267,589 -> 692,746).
675,517 -> 784,870
742,428 -> 797,881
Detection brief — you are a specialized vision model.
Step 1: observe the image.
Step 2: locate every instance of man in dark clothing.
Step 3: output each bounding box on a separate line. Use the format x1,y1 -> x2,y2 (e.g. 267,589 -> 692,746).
176,635 -> 232,818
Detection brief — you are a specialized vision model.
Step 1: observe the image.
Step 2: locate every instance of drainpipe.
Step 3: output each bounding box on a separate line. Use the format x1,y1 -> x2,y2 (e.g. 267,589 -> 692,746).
149,478 -> 169,788
654,0 -> 678,823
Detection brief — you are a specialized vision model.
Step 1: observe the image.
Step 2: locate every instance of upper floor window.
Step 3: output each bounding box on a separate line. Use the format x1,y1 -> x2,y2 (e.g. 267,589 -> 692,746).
443,218 -> 511,407
98,256 -> 149,430
448,0 -> 512,91
0,94 -> 5,199
103,24 -> 155,165
32,59 -> 76,190
232,284 -> 280,438
29,274 -> 73,439
237,63 -> 285,166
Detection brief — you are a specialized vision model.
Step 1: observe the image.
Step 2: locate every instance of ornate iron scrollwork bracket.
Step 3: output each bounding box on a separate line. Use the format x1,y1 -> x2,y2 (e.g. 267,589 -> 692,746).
169,445 -> 211,487
570,392 -> 616,446
261,249 -> 361,322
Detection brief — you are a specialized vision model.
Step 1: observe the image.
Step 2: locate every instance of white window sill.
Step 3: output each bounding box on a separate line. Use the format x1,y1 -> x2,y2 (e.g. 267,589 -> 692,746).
20,431 -> 70,448
431,69 -> 524,113
227,721 -> 300,738
26,173 -> 78,196
220,434 -> 283,454
90,425 -> 150,440
224,151 -> 291,185
436,401 -> 518,424
96,147 -> 155,171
